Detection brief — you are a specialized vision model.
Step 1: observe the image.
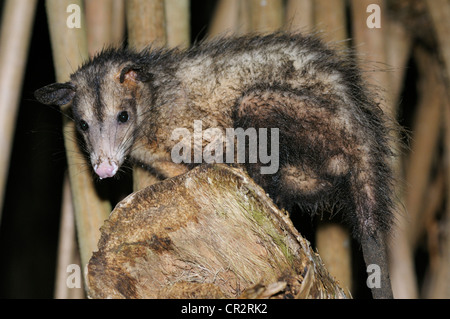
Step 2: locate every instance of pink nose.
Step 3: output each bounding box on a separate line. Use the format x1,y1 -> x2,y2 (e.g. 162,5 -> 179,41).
94,161 -> 118,179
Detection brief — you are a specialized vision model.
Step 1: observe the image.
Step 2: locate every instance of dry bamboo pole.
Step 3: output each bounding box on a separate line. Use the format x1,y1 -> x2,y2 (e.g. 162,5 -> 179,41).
208,0 -> 241,37
45,0 -> 111,284
54,0 -> 124,298
285,0 -> 314,31
391,47 -> 444,299
111,0 -> 126,46
385,18 -> 411,106
425,0 -> 450,91
421,83 -> 450,299
85,0 -> 113,57
350,0 -> 393,115
126,0 -> 166,50
309,0 -> 352,294
429,99 -> 450,298
443,103 -> 450,299
422,172 -> 445,277
247,0 -> 284,33
235,1 -> 252,35
407,48 -> 445,249
0,0 -> 37,221
314,0 -> 347,44
165,0 -> 190,48
208,0 -> 255,37
126,0 -> 167,191
54,176 -> 84,299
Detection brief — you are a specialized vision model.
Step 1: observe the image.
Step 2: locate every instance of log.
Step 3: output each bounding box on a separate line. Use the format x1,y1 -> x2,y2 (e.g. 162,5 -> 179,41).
87,164 -> 349,299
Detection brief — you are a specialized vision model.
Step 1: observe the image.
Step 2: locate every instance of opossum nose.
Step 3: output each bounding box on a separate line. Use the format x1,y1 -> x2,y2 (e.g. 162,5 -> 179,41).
94,161 -> 118,179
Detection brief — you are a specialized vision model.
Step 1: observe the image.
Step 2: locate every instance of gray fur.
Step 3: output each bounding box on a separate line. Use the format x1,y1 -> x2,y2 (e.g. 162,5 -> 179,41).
35,32 -> 398,298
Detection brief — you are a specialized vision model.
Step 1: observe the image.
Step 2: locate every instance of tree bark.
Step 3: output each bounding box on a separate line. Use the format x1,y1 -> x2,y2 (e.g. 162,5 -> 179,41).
87,164 -> 349,299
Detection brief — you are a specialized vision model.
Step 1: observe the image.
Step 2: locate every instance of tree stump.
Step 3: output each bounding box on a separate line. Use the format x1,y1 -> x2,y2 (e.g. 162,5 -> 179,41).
87,164 -> 349,299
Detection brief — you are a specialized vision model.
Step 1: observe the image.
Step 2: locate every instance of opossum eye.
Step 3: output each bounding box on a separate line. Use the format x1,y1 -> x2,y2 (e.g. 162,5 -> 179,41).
79,120 -> 89,132
117,111 -> 129,123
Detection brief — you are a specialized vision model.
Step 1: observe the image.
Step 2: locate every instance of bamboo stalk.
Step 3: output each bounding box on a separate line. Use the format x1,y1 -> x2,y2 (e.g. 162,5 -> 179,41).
431,96 -> 450,298
285,0 -> 314,31
407,48 -> 443,248
208,0 -> 241,37
423,172 -> 444,270
385,18 -> 411,106
403,49 -> 448,298
85,0 -> 113,57
0,0 -> 37,221
111,0 -> 125,46
314,0 -> 347,43
165,0 -> 190,48
422,82 -> 450,299
45,0 -> 111,284
54,0 -> 123,298
390,46 -> 444,299
248,0 -> 284,33
54,176 -> 84,299
443,103 -> 450,299
350,0 -> 393,116
425,0 -> 450,91
126,0 -> 166,50
315,222 -> 352,293
126,0 -> 167,191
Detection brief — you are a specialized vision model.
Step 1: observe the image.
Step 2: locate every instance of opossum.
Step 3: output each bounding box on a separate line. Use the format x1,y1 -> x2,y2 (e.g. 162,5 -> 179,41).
35,33 -> 397,299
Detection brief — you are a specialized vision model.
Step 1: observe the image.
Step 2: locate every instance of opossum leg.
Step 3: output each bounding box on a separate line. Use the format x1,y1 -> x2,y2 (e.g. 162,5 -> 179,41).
274,164 -> 334,214
233,87 -> 348,214
361,231 -> 393,299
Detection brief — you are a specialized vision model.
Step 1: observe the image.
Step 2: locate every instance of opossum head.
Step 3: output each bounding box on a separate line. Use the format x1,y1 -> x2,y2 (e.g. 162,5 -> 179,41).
35,54 -> 150,179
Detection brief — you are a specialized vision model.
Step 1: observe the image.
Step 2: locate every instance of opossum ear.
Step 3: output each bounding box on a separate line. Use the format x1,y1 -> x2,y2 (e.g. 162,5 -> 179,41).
34,82 -> 76,106
119,64 -> 153,84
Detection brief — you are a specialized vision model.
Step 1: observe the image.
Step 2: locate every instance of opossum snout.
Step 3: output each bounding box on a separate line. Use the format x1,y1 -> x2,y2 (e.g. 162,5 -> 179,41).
94,161 -> 119,179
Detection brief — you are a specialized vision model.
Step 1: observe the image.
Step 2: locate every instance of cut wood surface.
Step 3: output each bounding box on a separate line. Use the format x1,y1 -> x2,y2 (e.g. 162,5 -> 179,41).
87,164 -> 349,299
